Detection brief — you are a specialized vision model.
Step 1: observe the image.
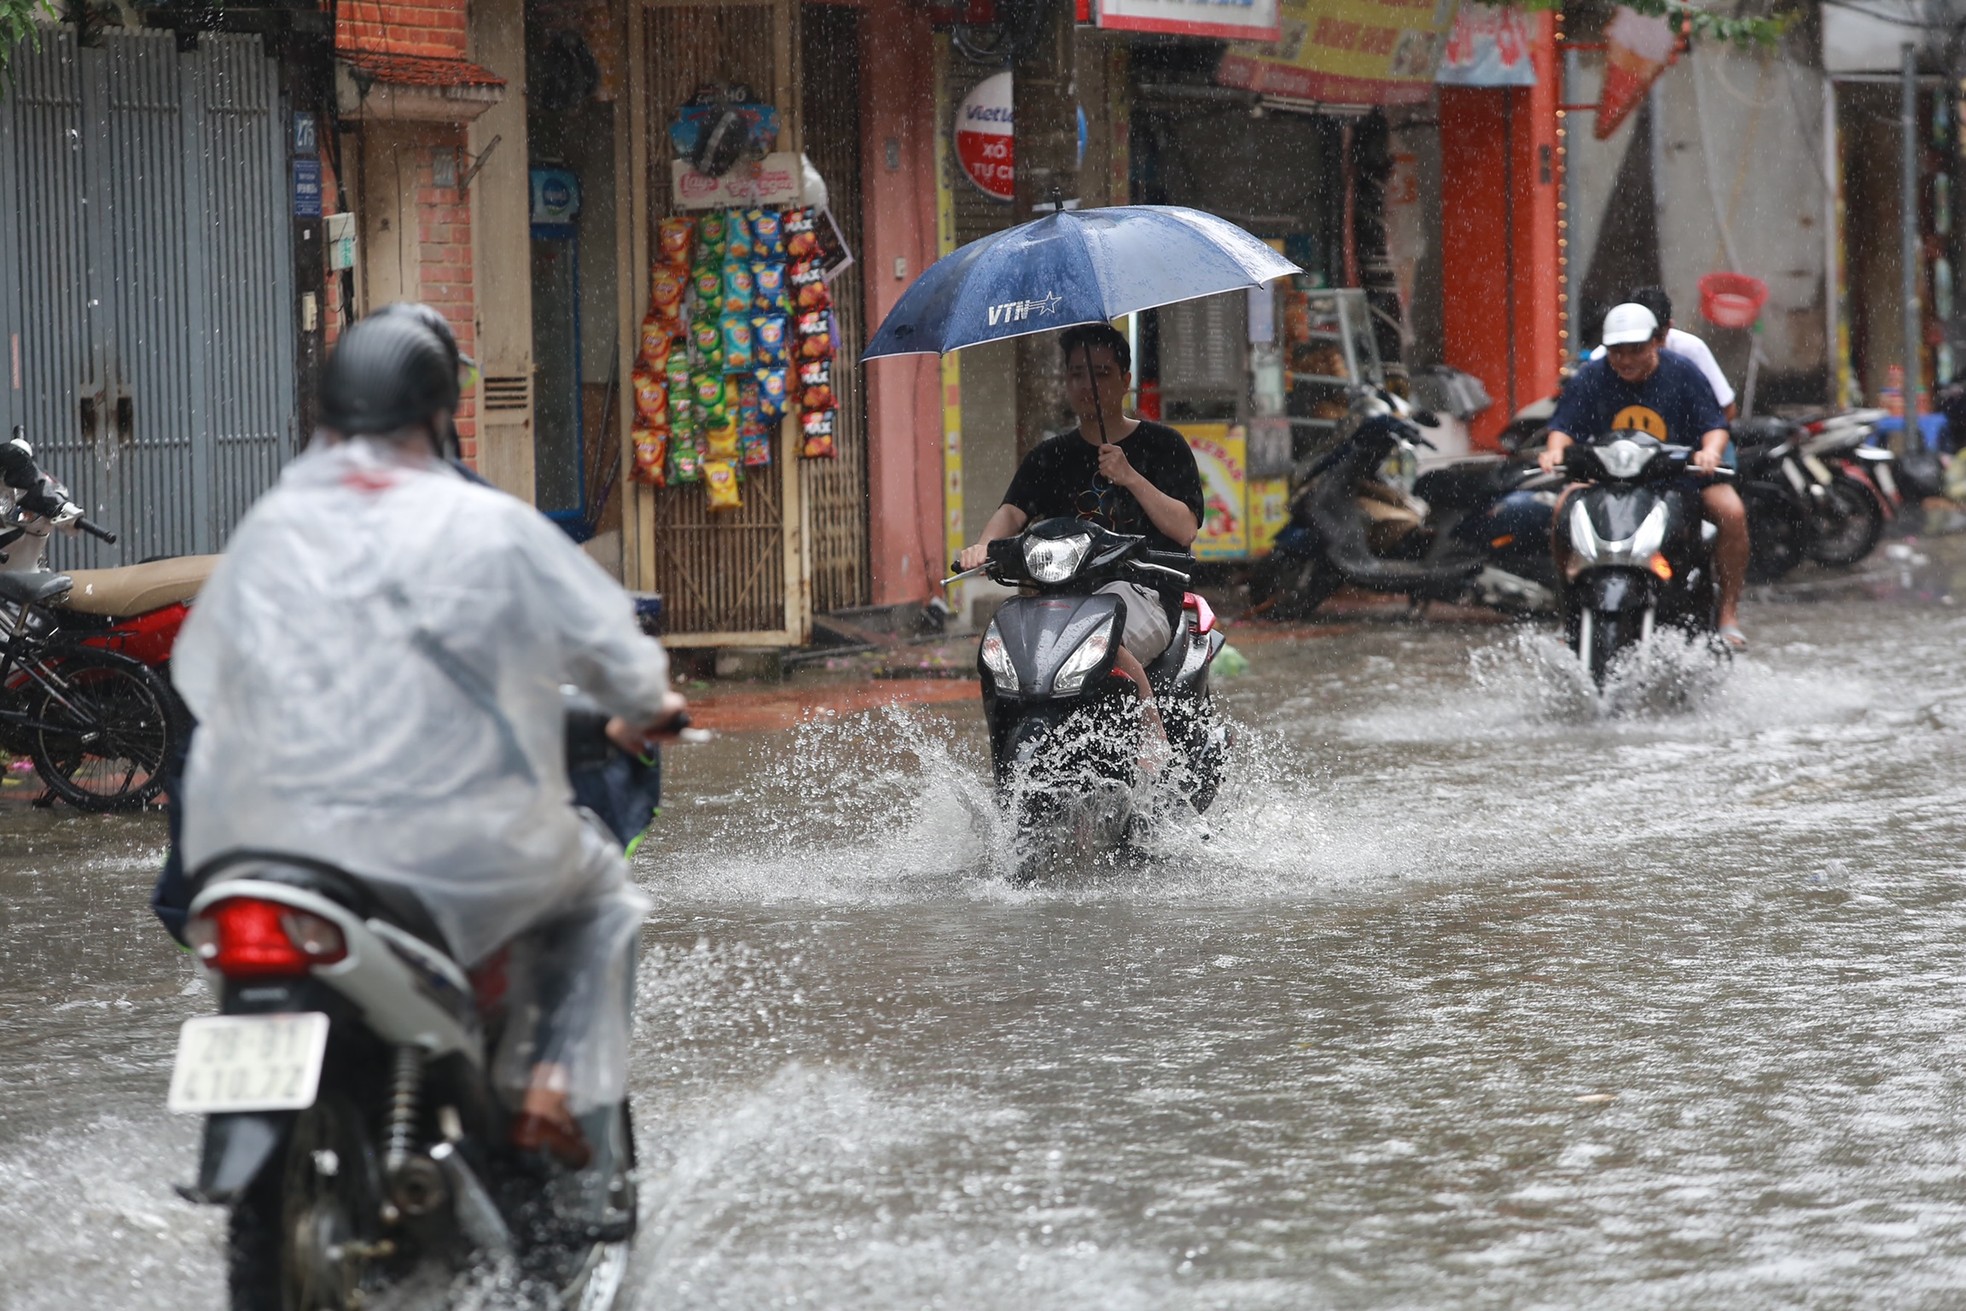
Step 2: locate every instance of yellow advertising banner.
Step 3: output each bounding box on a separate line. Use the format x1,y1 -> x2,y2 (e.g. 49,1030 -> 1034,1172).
1217,0 -> 1459,105
1249,478 -> 1291,555
1181,423 -> 1248,561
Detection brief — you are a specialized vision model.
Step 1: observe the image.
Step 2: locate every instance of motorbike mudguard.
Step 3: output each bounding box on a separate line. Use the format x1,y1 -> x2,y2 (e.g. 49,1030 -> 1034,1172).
175,978 -> 354,1205
1576,568 -> 1653,613
180,1111 -> 293,1205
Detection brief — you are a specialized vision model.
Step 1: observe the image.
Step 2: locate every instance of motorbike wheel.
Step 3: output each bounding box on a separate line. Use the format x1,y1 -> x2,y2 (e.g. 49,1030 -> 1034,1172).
27,646 -> 176,811
1741,485 -> 1805,583
1247,551 -> 1341,620
1575,608 -> 1638,688
228,1092 -> 389,1311
1805,475 -> 1886,567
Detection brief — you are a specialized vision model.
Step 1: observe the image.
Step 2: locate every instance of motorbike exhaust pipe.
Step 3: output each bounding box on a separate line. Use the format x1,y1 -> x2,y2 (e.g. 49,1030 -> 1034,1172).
429,1141 -> 516,1258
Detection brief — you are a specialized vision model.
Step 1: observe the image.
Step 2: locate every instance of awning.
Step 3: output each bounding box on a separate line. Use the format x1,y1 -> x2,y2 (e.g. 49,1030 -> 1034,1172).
1216,0 -> 1460,106
335,50 -> 506,123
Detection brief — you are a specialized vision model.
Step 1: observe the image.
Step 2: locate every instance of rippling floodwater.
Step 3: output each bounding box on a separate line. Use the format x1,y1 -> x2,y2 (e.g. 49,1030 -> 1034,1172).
6,542 -> 1966,1307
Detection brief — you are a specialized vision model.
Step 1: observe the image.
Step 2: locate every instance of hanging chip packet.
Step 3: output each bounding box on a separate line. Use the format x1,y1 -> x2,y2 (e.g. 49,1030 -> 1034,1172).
632,426 -> 669,486
703,459 -> 743,510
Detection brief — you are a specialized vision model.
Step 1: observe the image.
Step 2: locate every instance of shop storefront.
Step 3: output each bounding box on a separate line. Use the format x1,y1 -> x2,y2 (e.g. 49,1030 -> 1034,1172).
602,0 -> 938,645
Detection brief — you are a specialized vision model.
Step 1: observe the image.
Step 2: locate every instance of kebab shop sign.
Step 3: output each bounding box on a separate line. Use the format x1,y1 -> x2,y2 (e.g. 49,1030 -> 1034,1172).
955,72 -> 1087,203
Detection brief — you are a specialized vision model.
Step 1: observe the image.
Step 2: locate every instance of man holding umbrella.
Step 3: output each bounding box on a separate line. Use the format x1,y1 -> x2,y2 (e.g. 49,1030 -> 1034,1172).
958,324 -> 1204,750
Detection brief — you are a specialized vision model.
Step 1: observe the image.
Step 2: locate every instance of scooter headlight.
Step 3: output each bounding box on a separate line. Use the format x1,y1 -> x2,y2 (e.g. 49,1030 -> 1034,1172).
1052,628 -> 1112,695
980,622 -> 1019,692
1023,533 -> 1091,584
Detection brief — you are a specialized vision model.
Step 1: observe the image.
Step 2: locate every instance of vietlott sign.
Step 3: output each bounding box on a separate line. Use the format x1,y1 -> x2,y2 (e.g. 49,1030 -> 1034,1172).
953,72 -> 1087,203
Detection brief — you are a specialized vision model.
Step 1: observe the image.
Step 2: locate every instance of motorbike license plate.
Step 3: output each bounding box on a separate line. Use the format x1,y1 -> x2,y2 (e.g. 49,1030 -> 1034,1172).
167,1013 -> 330,1115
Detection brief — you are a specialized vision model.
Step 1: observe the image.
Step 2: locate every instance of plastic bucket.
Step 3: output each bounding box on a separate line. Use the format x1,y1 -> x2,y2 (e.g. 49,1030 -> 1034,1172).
1698,272 -> 1768,329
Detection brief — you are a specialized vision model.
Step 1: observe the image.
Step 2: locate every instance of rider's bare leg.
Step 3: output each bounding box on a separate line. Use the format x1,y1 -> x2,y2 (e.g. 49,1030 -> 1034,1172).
1113,646 -> 1171,767
1701,482 -> 1748,632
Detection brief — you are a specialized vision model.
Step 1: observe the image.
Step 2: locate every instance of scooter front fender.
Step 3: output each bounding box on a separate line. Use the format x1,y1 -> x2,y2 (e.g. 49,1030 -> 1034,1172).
1574,568 -> 1654,613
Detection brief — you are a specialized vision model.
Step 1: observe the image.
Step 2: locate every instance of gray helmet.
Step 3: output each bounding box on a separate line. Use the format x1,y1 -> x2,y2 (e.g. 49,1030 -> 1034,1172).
319,311 -> 460,439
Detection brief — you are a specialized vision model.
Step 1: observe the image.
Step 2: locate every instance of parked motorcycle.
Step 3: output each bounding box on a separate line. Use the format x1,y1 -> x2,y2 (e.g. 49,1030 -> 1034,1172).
1735,415 -> 1883,569
167,706 -> 662,1310
0,427 -> 213,709
0,429 -> 187,809
1801,408 -> 1946,538
1556,432 -> 1727,686
1249,387 -> 1561,618
950,519 -> 1226,880
1726,420 -> 1812,582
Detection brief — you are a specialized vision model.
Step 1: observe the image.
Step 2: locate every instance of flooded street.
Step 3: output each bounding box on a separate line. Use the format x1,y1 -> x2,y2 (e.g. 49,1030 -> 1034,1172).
7,540 -> 1966,1308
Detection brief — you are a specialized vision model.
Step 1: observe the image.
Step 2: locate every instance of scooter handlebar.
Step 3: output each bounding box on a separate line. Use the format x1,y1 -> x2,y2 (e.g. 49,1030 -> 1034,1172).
75,517 -> 116,544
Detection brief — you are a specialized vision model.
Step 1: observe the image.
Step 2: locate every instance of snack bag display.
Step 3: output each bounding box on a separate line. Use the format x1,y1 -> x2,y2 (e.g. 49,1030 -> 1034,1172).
639,318 -> 675,367
690,318 -> 723,369
721,316 -> 756,372
739,406 -> 773,467
754,261 -> 788,313
726,210 -> 755,261
793,306 -> 835,359
800,379 -> 835,413
657,216 -> 696,269
799,406 -> 836,459
632,425 -> 669,486
750,208 -> 783,246
693,266 -> 723,305
756,367 -> 789,419
722,264 -> 756,316
703,459 -> 743,510
705,415 -> 741,462
753,314 -> 788,367
789,259 -> 830,312
669,434 -> 703,484
650,266 -> 688,316
697,210 -> 728,251
691,370 -> 729,427
632,369 -> 668,425
783,207 -> 820,260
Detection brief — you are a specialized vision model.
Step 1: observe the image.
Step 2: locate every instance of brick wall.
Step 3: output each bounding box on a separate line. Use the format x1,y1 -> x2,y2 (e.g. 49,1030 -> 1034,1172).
337,1 -> 468,59
414,134 -> 478,462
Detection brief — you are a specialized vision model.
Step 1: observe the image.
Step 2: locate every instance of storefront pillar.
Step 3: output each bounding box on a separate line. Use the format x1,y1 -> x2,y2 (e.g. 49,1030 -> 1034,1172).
1438,11 -> 1560,448
858,0 -> 944,606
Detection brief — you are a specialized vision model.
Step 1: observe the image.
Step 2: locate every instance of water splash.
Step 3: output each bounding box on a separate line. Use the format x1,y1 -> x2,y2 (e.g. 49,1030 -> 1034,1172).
638,703 -> 1419,908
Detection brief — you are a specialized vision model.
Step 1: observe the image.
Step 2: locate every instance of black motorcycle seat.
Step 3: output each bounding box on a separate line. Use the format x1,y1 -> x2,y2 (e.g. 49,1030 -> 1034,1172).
1411,458 -> 1511,510
0,570 -> 73,607
191,850 -> 454,957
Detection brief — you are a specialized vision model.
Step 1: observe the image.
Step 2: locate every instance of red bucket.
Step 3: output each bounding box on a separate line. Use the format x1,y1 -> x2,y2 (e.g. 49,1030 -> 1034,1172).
1698,272 -> 1768,330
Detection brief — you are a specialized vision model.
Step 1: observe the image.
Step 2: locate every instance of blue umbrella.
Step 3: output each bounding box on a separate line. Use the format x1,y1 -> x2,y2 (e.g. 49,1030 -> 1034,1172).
862,205 -> 1300,362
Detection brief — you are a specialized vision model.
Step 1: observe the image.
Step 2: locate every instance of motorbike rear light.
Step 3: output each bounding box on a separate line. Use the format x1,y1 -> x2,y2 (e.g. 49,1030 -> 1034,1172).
187,898 -> 348,978
1490,533 -> 1515,549
1648,554 -> 1673,581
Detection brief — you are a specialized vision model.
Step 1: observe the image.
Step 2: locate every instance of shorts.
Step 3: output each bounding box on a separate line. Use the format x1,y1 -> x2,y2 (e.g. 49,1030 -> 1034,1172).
1096,581 -> 1173,661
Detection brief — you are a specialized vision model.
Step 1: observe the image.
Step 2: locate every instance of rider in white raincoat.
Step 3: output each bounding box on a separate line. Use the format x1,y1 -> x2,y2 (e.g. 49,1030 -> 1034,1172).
174,310 -> 673,1143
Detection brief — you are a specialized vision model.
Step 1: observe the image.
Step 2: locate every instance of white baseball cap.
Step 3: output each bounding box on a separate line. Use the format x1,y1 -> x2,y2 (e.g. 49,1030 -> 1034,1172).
1601,302 -> 1659,347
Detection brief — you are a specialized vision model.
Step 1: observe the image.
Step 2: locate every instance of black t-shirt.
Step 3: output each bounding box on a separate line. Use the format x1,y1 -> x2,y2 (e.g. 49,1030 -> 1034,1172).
1001,420 -> 1205,556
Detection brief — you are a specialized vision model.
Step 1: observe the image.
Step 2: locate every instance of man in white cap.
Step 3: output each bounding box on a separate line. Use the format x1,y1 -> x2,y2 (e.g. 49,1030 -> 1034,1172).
1539,302 -> 1749,647
1589,285 -> 1736,417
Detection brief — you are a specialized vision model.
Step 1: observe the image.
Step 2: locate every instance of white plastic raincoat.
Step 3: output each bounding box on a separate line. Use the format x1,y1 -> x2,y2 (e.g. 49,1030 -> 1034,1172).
175,439 -> 669,972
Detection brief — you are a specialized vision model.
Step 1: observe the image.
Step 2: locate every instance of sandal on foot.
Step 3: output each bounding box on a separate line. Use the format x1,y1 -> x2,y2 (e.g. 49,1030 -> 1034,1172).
1717,624 -> 1748,651
510,1111 -> 593,1169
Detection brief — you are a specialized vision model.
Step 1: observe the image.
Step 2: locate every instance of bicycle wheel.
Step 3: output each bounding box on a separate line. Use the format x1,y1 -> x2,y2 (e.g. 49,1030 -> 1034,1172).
27,647 -> 175,811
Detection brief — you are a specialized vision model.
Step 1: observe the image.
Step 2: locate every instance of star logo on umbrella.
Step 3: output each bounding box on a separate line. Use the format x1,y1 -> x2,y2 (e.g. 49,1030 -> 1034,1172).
985,290 -> 1066,327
